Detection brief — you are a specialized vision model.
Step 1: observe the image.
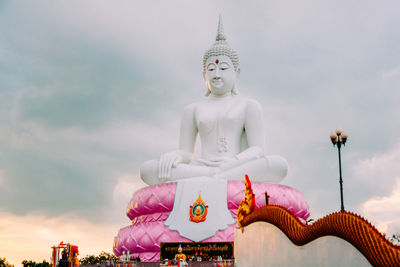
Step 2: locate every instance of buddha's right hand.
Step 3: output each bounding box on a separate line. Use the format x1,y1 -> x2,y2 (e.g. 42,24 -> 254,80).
158,151 -> 183,180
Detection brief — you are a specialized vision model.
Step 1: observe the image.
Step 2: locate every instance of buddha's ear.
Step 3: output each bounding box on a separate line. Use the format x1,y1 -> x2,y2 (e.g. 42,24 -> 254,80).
232,85 -> 238,95
236,68 -> 241,78
202,71 -> 206,80
205,88 -> 211,96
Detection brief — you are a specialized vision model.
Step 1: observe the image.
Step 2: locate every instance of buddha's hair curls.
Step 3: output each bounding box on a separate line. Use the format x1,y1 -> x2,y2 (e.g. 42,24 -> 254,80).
203,40 -> 240,73
202,16 -> 240,73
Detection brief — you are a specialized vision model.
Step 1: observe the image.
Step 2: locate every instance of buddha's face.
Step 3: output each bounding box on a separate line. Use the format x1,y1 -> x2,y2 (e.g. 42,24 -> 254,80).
204,55 -> 237,96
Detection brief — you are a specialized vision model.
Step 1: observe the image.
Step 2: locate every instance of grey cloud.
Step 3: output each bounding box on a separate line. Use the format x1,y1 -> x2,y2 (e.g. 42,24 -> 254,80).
0,146 -> 107,217
0,0 -> 399,231
0,1 -> 187,131
2,36 -> 176,130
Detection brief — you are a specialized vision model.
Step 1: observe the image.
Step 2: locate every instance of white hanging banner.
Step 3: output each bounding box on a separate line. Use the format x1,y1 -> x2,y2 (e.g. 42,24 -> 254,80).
164,176 -> 235,242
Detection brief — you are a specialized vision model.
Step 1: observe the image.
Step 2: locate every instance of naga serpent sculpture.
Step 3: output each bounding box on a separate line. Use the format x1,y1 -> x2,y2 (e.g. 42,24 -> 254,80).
241,205 -> 400,267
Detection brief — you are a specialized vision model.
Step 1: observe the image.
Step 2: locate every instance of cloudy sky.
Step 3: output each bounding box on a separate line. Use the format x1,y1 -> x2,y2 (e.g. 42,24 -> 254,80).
1,0 -> 400,265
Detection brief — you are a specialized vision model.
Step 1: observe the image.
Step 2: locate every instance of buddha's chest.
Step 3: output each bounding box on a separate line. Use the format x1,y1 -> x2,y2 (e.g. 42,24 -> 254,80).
194,100 -> 247,136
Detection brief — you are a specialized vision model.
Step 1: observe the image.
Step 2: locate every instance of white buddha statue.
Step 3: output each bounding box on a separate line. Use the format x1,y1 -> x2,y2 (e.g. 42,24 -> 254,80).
140,17 -> 288,186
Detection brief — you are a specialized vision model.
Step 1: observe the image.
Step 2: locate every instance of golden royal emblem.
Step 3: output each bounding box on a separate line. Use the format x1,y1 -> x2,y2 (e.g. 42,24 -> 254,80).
189,192 -> 208,223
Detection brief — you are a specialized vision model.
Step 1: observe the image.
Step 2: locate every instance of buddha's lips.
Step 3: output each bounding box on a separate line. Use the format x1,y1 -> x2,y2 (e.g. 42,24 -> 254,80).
211,79 -> 223,86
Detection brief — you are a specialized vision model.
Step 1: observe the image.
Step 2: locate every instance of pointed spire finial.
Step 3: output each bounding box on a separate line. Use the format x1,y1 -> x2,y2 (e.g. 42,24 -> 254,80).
203,15 -> 240,74
216,14 -> 226,41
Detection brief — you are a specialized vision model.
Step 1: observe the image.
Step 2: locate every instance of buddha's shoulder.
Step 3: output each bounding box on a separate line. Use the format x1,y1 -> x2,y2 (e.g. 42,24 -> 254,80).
231,96 -> 263,110
182,99 -> 209,110
242,97 -> 262,108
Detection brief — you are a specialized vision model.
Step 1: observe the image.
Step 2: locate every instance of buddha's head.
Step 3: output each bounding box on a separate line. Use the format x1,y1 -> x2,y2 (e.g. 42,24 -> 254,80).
203,16 -> 240,96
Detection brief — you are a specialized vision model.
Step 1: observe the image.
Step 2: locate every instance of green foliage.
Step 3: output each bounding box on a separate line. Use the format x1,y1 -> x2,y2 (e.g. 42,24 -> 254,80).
0,257 -> 14,267
21,260 -> 35,267
21,260 -> 49,267
79,255 -> 97,265
79,251 -> 117,265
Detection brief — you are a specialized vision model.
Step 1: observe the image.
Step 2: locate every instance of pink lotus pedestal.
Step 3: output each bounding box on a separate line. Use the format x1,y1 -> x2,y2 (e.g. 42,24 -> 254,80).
113,181 -> 309,261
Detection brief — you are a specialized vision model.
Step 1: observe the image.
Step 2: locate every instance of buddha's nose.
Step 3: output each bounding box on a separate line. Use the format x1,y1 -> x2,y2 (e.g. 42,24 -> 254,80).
215,68 -> 221,77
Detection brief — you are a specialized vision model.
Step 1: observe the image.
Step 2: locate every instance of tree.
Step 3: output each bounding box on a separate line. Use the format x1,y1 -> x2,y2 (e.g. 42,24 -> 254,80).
79,251 -> 117,265
21,260 -> 50,267
35,261 -> 50,267
79,255 -> 97,265
21,260 -> 35,267
0,257 -> 14,267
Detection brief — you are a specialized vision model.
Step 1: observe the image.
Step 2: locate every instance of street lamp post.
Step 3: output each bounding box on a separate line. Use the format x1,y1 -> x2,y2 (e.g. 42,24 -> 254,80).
330,129 -> 348,212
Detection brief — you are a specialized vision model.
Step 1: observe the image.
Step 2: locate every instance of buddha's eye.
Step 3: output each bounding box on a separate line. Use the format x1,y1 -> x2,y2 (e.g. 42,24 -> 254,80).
207,63 -> 216,71
219,63 -> 230,70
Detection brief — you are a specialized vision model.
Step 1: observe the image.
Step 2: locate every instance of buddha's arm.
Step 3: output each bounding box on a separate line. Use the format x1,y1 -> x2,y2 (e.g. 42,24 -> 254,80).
158,104 -> 197,179
237,99 -> 265,160
178,103 -> 197,162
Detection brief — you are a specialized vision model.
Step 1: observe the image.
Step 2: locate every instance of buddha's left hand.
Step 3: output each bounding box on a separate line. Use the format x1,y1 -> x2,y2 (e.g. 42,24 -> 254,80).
201,156 -> 255,173
197,156 -> 236,167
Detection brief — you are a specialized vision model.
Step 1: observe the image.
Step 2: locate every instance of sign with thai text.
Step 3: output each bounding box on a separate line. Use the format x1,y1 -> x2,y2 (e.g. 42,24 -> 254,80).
160,242 -> 234,261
